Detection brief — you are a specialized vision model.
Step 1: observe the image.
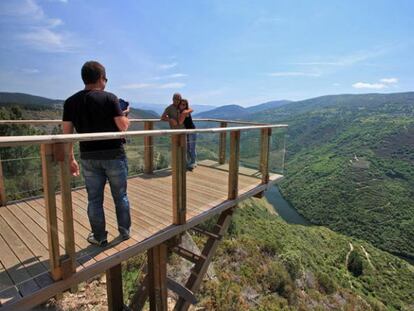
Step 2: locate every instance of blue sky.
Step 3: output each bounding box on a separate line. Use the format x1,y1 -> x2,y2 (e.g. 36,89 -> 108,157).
0,0 -> 413,107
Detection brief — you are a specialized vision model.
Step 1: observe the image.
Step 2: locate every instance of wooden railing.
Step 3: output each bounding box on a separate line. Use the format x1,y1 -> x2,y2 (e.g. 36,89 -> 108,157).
0,119 -> 287,284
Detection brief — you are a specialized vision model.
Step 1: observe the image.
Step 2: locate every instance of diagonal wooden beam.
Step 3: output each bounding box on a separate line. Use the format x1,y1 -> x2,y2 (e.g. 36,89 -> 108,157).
167,277 -> 197,305
129,274 -> 149,311
174,208 -> 234,311
172,245 -> 205,264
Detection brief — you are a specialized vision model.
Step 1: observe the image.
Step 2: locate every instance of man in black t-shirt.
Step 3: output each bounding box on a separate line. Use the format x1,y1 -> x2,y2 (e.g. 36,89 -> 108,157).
63,61 -> 131,246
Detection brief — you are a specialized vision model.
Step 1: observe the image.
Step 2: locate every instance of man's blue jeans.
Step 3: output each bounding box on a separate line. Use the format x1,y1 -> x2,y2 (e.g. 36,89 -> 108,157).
187,133 -> 197,168
81,157 -> 131,241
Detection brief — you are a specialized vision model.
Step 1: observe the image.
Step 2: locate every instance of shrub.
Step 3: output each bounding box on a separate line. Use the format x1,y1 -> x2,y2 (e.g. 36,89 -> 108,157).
347,251 -> 364,277
316,272 -> 337,295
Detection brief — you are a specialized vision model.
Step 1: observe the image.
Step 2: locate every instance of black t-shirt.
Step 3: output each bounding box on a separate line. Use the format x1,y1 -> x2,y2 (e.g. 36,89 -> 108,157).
63,90 -> 125,160
183,114 -> 195,129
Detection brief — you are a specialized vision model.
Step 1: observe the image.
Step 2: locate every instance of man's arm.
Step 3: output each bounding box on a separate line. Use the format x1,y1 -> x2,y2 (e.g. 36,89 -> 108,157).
169,118 -> 178,127
114,115 -> 130,132
161,110 -> 169,121
62,121 -> 80,176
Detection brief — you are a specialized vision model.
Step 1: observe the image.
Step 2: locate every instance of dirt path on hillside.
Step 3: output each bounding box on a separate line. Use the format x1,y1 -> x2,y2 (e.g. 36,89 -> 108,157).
360,245 -> 375,269
345,242 -> 354,289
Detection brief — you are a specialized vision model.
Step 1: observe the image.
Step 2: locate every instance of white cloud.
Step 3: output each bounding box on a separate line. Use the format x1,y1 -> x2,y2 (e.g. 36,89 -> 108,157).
159,62 -> 178,70
380,78 -> 398,84
268,72 -> 320,77
121,83 -> 155,89
0,0 -> 74,52
121,82 -> 185,90
159,82 -> 185,89
21,68 -> 39,74
352,82 -> 386,89
352,77 -> 399,90
292,48 -> 391,67
151,73 -> 187,80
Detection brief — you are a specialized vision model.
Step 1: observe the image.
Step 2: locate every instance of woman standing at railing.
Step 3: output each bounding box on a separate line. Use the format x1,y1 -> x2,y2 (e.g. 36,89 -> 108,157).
178,99 -> 197,171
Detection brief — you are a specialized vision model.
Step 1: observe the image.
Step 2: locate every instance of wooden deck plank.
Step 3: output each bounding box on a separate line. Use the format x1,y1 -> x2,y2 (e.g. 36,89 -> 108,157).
15,201 -> 95,272
0,209 -> 53,289
71,190 -> 134,238
0,261 -> 21,305
73,188 -> 157,240
0,233 -> 40,297
0,163 -> 280,310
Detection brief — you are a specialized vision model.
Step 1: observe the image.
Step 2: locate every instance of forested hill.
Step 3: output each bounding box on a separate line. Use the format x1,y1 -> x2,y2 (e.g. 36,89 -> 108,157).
249,92 -> 414,259
194,100 -> 291,119
0,92 -> 63,108
0,92 -> 159,120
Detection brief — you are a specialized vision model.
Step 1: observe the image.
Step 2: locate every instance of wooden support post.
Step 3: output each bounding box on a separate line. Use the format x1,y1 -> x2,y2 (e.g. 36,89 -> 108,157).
53,143 -> 76,278
144,121 -> 154,174
40,144 -> 61,281
228,130 -> 240,200
171,134 -> 186,225
218,122 -> 227,164
106,264 -> 124,311
0,155 -> 6,206
147,244 -> 168,311
260,128 -> 271,184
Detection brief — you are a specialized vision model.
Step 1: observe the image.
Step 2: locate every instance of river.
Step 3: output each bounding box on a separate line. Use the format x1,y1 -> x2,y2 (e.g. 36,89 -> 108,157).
264,185 -> 311,226
264,186 -> 414,265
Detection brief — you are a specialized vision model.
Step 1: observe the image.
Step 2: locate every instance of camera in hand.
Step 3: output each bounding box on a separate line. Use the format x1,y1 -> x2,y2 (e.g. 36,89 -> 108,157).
119,98 -> 129,111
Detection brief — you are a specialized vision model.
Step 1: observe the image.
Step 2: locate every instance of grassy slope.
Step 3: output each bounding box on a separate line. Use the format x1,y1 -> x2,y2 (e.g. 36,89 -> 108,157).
249,93 -> 414,258
194,199 -> 414,310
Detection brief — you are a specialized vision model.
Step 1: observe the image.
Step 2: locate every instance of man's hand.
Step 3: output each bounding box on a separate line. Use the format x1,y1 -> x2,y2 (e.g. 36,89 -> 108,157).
70,159 -> 80,176
123,106 -> 130,117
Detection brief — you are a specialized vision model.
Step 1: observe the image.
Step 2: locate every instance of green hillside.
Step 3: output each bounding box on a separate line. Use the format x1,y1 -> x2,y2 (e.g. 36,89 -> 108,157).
195,199 -> 414,310
0,92 -> 159,120
0,92 -> 63,108
120,199 -> 414,310
250,92 -> 414,259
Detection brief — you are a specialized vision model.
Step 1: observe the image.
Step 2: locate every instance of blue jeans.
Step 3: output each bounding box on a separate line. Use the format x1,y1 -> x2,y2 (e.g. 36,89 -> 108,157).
187,134 -> 197,168
81,157 -> 131,241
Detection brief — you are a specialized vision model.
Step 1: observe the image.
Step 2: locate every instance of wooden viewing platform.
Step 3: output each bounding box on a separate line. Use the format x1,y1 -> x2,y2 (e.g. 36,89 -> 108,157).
0,119 -> 287,311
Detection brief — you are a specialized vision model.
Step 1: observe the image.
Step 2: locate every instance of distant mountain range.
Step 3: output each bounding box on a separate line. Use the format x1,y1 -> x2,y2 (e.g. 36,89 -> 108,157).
0,92 -> 159,119
131,102 -> 218,115
0,92 -> 63,108
194,100 -> 291,119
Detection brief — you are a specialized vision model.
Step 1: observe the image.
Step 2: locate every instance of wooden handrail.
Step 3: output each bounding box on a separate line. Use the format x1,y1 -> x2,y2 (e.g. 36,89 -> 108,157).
0,124 -> 287,147
0,118 -> 269,126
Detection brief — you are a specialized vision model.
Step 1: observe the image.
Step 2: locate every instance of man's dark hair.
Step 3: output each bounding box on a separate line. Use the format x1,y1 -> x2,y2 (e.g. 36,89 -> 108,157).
81,61 -> 106,84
